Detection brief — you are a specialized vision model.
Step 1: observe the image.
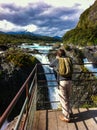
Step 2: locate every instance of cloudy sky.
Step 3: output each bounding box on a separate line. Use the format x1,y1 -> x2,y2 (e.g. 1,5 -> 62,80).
0,0 -> 96,37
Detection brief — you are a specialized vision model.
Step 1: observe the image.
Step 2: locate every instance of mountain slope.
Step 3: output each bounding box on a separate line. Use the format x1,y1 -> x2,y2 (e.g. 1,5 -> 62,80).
0,31 -> 62,45
63,0 -> 97,46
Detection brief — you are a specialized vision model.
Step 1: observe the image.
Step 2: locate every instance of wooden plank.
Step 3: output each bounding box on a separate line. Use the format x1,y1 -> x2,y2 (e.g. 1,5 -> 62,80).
48,110 -> 58,130
72,108 -> 87,130
32,110 -> 47,130
68,108 -> 79,130
32,111 -> 40,130
37,110 -> 46,130
56,110 -> 67,130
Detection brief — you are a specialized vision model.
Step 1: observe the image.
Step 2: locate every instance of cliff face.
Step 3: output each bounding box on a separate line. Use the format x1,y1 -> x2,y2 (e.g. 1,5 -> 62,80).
77,0 -> 97,29
63,0 -> 97,45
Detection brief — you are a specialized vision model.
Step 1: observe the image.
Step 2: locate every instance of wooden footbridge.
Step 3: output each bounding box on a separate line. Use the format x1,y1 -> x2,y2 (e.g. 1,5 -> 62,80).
0,63 -> 97,130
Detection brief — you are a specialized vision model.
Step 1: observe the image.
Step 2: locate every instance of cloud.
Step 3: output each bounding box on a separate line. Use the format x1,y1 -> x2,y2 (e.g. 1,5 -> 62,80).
0,20 -> 37,32
24,24 -> 37,32
0,1 -> 95,36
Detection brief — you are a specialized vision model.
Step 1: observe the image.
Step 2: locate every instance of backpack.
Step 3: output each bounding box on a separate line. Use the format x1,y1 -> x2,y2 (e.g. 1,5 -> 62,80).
58,57 -> 73,78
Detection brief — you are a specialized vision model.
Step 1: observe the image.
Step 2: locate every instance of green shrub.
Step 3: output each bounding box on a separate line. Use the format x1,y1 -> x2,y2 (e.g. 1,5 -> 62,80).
91,95 -> 97,105
64,45 -> 71,51
6,49 -> 36,67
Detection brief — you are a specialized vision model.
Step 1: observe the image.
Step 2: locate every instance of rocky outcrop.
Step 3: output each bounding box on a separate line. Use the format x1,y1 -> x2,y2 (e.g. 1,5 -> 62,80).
0,50 -> 47,121
0,45 -> 8,51
5,114 -> 26,130
82,47 -> 97,64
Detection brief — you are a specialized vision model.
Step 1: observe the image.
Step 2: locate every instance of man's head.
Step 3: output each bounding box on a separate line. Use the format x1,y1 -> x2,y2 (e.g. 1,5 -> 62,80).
57,49 -> 66,57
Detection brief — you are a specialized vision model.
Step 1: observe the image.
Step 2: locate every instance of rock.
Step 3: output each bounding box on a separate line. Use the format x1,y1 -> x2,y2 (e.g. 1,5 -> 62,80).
5,114 -> 26,130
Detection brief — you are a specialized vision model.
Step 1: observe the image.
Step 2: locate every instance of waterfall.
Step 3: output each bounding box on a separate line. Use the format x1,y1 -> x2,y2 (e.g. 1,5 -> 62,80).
21,43 -> 59,108
84,58 -> 97,76
34,54 -> 59,109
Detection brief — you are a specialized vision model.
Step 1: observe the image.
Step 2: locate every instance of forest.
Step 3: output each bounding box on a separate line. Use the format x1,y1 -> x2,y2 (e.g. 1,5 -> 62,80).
0,32 -> 62,46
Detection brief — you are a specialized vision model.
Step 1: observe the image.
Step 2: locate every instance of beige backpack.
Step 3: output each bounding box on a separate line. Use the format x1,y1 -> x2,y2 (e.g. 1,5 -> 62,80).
58,57 -> 73,77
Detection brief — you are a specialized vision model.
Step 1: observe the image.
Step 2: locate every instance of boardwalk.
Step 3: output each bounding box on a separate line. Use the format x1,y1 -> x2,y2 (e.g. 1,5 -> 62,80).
33,108 -> 97,130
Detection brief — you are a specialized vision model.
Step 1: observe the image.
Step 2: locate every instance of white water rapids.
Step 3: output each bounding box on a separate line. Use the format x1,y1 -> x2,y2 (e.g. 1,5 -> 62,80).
21,44 -> 59,108
32,54 -> 59,109
84,58 -> 97,76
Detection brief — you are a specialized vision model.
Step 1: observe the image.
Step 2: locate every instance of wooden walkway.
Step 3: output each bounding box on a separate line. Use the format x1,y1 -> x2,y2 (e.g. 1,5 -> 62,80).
32,108 -> 97,130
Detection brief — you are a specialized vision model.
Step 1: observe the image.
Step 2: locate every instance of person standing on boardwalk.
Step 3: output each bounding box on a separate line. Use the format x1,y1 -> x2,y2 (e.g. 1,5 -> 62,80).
50,49 -> 73,122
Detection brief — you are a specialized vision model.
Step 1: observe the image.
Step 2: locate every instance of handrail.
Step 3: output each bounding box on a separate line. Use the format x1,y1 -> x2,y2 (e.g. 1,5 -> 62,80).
14,71 -> 37,130
0,64 -> 37,128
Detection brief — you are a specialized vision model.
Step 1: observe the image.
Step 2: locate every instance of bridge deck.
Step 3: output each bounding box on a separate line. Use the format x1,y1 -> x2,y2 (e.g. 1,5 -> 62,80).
32,108 -> 97,130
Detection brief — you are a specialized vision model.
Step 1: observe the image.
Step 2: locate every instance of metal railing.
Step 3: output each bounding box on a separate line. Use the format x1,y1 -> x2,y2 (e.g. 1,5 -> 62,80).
0,62 -> 97,129
0,64 -> 37,130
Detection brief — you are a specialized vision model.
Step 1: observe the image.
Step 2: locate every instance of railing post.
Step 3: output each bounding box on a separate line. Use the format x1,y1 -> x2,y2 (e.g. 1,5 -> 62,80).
26,83 -> 29,113
21,83 -> 29,130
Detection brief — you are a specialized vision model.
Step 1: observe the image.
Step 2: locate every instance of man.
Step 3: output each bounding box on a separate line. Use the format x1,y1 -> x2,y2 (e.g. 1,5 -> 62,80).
50,49 -> 73,122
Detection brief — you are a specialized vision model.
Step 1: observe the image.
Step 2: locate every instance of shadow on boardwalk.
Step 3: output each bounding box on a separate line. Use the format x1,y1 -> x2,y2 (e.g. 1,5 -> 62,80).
72,108 -> 97,122
33,108 -> 97,130
70,108 -> 97,130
